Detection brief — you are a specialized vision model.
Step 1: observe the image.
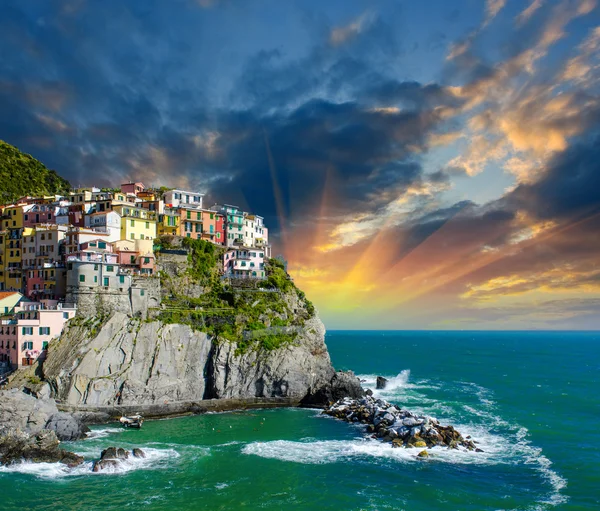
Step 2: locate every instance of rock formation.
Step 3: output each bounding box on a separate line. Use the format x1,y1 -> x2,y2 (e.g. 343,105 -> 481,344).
324,395 -> 483,452
0,389 -> 89,441
376,376 -> 388,389
92,446 -> 145,472
41,310 -> 361,412
0,428 -> 83,467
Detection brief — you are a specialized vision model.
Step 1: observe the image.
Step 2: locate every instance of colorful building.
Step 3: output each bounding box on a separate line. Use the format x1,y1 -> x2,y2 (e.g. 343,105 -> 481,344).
164,189 -> 204,209
0,205 -> 24,292
84,211 -> 122,242
219,204 -> 245,247
214,213 -> 225,245
223,247 -> 266,278
158,208 -> 180,236
112,205 -> 157,241
0,300 -> 76,368
120,182 -> 145,196
0,291 -> 23,316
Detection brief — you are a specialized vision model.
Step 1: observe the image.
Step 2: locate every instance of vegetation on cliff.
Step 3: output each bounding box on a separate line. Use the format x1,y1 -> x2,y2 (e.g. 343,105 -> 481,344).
156,237 -> 316,355
0,140 -> 71,203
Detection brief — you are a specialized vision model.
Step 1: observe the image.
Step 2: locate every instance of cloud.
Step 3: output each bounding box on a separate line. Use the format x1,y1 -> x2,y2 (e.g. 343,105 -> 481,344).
329,12 -> 371,46
516,0 -> 545,26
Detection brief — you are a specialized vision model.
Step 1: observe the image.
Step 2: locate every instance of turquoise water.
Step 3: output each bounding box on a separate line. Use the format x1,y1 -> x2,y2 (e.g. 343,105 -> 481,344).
0,330 -> 598,510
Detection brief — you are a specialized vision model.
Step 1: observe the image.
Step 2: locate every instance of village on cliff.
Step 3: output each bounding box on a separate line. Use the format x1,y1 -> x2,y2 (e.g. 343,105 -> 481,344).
0,183 -> 271,375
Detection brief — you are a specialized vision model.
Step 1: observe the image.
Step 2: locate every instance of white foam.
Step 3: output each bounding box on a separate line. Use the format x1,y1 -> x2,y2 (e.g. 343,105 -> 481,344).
85,427 -> 125,439
243,437 -> 499,466
0,447 -> 179,479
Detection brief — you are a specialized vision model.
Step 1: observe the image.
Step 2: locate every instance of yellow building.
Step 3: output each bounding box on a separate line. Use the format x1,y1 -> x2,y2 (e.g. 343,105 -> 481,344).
112,205 -> 157,241
158,209 -> 180,236
0,206 -> 24,292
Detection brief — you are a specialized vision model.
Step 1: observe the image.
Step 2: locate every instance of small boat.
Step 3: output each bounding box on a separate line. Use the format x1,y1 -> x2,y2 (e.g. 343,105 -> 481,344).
119,414 -> 144,429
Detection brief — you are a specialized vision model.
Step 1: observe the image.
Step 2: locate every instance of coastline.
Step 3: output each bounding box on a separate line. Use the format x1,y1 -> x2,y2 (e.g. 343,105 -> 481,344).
56,397 -> 315,424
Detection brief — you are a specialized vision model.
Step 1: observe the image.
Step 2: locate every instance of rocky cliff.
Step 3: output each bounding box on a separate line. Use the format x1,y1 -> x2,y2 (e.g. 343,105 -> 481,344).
40,241 -> 362,416
42,309 -> 349,411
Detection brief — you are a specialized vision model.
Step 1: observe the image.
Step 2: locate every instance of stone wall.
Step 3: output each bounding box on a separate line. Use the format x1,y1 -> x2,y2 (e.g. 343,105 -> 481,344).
67,276 -> 160,320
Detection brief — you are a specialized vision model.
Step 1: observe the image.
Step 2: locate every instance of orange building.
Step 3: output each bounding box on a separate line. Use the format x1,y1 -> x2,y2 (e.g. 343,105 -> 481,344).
179,209 -> 217,242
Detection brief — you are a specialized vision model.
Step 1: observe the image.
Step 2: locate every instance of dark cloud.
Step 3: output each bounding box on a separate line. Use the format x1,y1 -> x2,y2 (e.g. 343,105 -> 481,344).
510,135 -> 600,220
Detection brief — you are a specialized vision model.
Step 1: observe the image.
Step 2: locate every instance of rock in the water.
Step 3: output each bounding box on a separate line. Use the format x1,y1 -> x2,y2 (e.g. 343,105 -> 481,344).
132,448 -> 146,458
376,376 -> 388,389
45,412 -> 90,441
301,370 -> 364,407
323,395 -> 480,452
92,459 -> 120,472
100,447 -> 130,460
417,450 -> 429,458
0,428 -> 83,467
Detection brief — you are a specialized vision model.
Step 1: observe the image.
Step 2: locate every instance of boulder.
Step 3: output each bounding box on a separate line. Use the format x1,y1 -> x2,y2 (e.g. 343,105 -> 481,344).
323,394 -> 480,452
0,428 -> 83,467
417,450 -> 429,458
92,459 -> 119,472
45,412 -> 90,441
132,448 -> 146,458
376,376 -> 388,390
0,389 -> 88,441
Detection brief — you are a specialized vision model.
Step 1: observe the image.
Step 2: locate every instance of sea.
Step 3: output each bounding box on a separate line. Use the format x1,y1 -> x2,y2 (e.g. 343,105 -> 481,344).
0,330 -> 598,511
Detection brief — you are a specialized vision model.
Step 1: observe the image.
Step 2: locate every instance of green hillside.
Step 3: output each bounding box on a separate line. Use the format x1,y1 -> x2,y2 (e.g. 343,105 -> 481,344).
0,140 -> 71,203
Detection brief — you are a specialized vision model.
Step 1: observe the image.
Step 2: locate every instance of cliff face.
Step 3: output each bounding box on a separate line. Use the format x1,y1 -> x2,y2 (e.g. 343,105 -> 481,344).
42,308 -> 340,410
41,239 -> 362,414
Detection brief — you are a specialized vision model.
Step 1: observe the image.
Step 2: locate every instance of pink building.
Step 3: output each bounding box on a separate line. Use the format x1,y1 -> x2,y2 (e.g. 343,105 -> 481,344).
23,204 -> 57,227
120,182 -> 145,196
0,300 -> 76,368
223,247 -> 266,279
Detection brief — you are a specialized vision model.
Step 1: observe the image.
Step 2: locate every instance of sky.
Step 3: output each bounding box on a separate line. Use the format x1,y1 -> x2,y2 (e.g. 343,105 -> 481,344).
1,0 -> 600,330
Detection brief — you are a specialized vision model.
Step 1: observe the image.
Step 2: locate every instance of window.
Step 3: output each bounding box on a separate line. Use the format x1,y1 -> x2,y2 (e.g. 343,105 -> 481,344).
99,242 -> 106,249
39,327 -> 50,335
144,257 -> 150,264
186,233 -> 191,238
130,219 -> 135,227
79,275 -> 85,282
140,289 -> 145,296
63,312 -> 69,319
210,225 -> 214,234
23,341 -> 33,350
131,233 -> 135,239
22,327 -> 33,335
210,213 -> 214,219
106,265 -> 114,272
241,261 -> 246,267
94,276 -> 98,283
195,223 -> 201,232
119,275 -> 125,284
187,211 -> 191,219
104,277 -> 109,286
42,341 -> 48,350
145,222 -> 150,229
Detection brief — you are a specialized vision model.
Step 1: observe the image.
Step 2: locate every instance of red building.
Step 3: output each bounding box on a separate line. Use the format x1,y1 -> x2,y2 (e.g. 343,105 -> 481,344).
215,213 -> 225,245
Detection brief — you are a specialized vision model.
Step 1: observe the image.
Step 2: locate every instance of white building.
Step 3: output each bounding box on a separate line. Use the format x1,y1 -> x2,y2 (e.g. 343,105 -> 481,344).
164,190 -> 204,210
84,211 -> 122,242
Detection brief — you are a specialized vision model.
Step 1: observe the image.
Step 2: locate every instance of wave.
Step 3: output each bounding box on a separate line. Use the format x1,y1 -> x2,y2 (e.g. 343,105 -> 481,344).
315,368 -> 567,509
85,427 -> 125,439
0,447 -> 179,479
